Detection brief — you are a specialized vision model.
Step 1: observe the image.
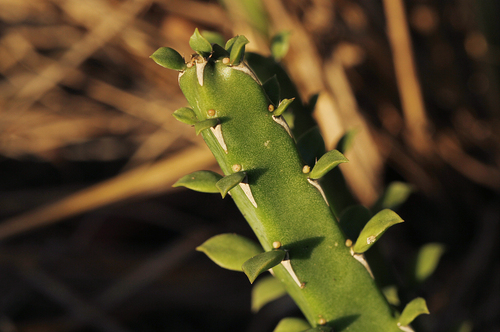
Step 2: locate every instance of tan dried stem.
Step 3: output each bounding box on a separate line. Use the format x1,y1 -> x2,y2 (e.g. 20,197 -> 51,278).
383,0 -> 432,155
0,145 -> 215,240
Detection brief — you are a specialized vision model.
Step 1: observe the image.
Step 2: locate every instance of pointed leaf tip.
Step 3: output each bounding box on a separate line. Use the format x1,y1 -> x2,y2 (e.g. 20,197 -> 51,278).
353,209 -> 404,253
150,47 -> 186,71
196,233 -> 263,271
273,98 -> 295,117
242,250 -> 286,283
172,107 -> 198,125
226,35 -> 249,65
216,172 -> 246,198
273,317 -> 311,332
398,297 -> 429,327
189,28 -> 212,56
309,149 -> 349,179
173,170 -> 222,193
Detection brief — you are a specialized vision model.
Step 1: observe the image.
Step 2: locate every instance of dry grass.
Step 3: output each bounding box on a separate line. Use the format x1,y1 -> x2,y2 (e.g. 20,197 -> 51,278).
1,0 -> 499,331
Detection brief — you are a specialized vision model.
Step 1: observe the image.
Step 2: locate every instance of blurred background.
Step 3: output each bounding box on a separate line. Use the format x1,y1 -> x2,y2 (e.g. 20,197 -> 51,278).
0,0 -> 499,331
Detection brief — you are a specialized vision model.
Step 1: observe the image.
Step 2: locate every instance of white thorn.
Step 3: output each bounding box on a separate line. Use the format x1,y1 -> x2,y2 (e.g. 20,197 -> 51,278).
350,247 -> 374,279
281,252 -> 303,288
307,178 -> 329,206
231,61 -> 261,84
272,115 -> 293,138
397,323 -> 415,332
196,59 -> 207,86
210,124 -> 228,153
239,182 -> 257,208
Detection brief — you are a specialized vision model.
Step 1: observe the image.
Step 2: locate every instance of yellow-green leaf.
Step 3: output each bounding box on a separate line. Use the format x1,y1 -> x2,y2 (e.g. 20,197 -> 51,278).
226,35 -> 249,65
414,243 -> 446,283
196,233 -> 263,271
189,28 -> 212,56
172,107 -> 198,125
150,47 -> 186,71
273,317 -> 311,332
382,285 -> 400,306
173,171 -> 222,193
274,98 -> 295,117
309,149 -> 349,180
398,297 -> 429,327
353,209 -> 403,253
216,172 -> 246,198
242,250 -> 286,283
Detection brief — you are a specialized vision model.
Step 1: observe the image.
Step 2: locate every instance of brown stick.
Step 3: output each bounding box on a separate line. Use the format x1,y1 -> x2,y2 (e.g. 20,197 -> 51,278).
383,0 -> 431,155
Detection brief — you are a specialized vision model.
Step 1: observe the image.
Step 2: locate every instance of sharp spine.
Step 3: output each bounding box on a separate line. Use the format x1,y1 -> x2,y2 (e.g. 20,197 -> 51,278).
350,248 -> 374,279
307,178 -> 329,206
272,115 -> 293,138
239,182 -> 258,208
210,124 -> 228,153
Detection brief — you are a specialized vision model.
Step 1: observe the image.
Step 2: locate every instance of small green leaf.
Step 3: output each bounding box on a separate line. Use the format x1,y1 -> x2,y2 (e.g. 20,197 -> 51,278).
413,243 -> 445,283
382,285 -> 400,306
216,172 -> 246,198
225,36 -> 237,51
150,47 -> 186,71
173,171 -> 222,193
196,233 -> 263,271
226,35 -> 249,65
372,181 -> 414,213
263,75 -> 280,106
273,317 -> 311,332
172,107 -> 198,125
201,30 -> 225,47
189,28 -> 212,56
271,31 -> 291,61
273,98 -> 295,117
335,129 -> 357,154
398,297 -> 429,327
242,250 -> 286,283
338,205 -> 372,241
309,149 -> 349,180
353,209 -> 404,253
194,118 -> 219,135
297,127 -> 326,166
251,275 -> 287,312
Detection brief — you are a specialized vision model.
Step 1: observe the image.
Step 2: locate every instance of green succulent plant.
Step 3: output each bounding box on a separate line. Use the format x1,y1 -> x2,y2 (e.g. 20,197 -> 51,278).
151,29 -> 428,332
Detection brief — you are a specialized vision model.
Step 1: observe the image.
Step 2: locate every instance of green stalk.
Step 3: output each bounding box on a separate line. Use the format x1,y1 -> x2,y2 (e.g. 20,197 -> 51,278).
151,30 -> 427,332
